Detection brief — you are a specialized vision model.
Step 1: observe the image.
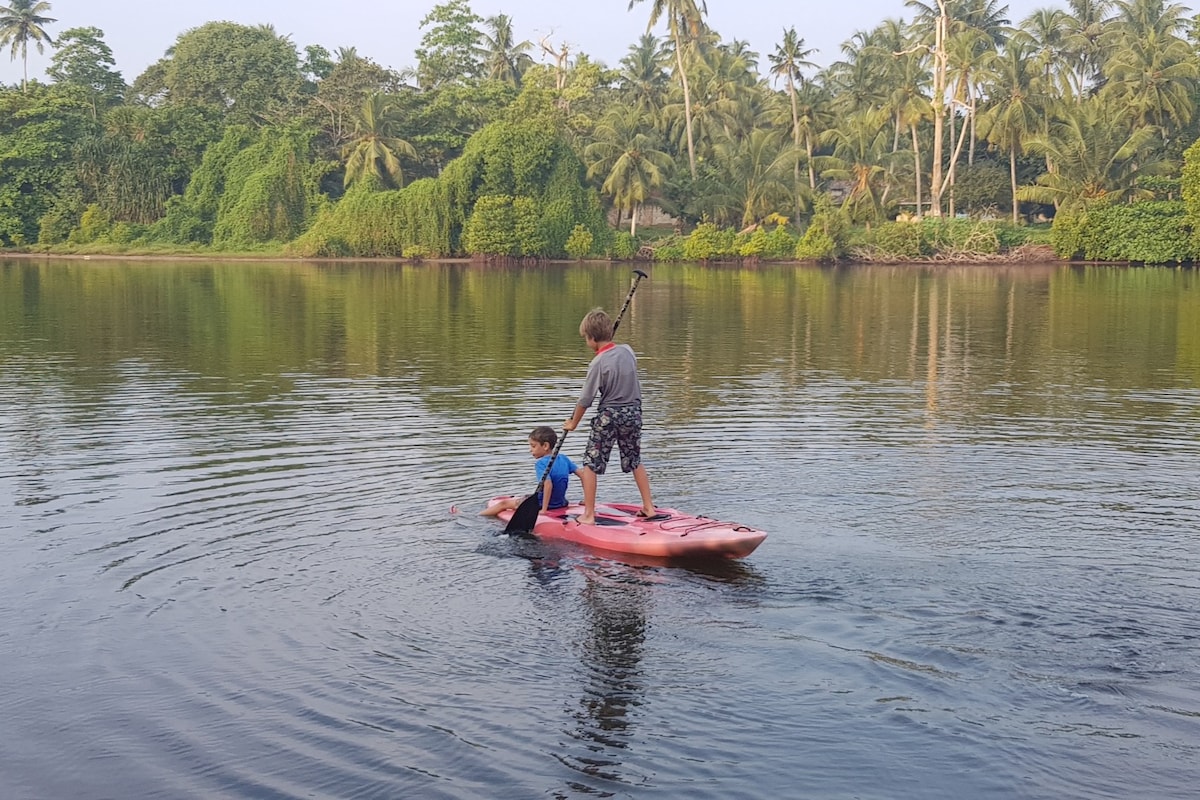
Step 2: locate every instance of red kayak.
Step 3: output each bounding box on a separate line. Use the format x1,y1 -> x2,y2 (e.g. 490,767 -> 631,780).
488,496 -> 767,559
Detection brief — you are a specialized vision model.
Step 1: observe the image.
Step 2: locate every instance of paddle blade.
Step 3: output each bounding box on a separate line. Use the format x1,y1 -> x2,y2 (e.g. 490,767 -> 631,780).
503,493 -> 541,536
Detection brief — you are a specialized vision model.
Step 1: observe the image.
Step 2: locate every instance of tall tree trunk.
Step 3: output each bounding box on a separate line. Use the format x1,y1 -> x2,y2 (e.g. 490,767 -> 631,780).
910,124 -> 923,218
929,2 -> 948,218
806,133 -> 817,189
1010,144 -> 1019,225
631,203 -> 639,236
674,33 -> 697,178
790,75 -> 802,222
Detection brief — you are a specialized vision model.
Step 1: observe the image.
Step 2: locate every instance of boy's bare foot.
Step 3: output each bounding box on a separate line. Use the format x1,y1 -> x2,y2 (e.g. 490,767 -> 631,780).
636,508 -> 657,518
575,516 -> 595,526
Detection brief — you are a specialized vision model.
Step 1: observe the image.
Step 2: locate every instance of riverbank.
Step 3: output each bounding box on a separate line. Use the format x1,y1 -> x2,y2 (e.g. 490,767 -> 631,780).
0,243 -> 1062,266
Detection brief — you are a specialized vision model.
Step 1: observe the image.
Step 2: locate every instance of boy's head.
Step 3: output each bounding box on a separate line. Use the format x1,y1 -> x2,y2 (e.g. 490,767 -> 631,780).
528,425 -> 557,457
579,308 -> 614,345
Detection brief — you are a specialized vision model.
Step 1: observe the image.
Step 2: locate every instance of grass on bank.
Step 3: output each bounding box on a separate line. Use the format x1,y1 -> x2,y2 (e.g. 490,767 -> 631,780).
5,218 -> 1057,263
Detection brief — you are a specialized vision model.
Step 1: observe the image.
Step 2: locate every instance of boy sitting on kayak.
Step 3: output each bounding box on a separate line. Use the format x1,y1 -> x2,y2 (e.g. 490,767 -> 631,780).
481,426 -> 579,516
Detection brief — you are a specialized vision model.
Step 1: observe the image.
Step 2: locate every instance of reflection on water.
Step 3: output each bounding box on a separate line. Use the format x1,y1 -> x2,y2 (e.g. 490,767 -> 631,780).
2,258 -> 1200,799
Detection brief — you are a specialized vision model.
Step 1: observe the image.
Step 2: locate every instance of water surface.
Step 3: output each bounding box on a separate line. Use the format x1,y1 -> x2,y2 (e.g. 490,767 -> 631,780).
2,258 -> 1199,798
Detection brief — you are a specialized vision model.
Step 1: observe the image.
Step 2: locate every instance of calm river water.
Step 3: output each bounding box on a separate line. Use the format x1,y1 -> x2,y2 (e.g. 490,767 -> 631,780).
2,258 -> 1199,799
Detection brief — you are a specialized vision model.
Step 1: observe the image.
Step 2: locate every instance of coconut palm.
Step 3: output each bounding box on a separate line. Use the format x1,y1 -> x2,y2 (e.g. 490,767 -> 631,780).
1019,95 -> 1169,206
768,27 -> 817,145
1062,0 -> 1115,98
713,126 -> 800,228
887,43 -> 932,216
768,27 -> 818,218
618,33 -> 671,118
0,0 -> 55,91
978,37 -> 1044,222
825,28 -> 891,118
1020,7 -> 1072,96
628,0 -> 709,178
818,108 -> 897,224
584,104 -> 673,235
342,93 -> 418,190
477,14 -> 533,88
1099,0 -> 1197,133
792,79 -> 836,191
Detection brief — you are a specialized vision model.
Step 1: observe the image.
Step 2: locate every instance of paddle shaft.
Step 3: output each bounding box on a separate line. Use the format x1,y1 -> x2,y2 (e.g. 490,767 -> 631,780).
504,269 -> 647,534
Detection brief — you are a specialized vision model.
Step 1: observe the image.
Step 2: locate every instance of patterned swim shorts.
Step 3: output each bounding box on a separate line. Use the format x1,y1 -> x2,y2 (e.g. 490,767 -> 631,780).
583,402 -> 643,475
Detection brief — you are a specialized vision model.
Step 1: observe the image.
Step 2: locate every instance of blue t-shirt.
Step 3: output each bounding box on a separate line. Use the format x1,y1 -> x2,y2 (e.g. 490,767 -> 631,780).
535,454 -> 578,510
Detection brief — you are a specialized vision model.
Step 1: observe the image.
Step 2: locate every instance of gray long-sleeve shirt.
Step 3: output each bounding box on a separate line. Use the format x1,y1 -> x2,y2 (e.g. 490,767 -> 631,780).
578,343 -> 642,410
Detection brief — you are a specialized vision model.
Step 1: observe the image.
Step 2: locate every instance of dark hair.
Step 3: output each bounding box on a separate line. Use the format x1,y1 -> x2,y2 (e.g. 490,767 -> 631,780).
579,308 -> 613,342
529,426 -> 557,447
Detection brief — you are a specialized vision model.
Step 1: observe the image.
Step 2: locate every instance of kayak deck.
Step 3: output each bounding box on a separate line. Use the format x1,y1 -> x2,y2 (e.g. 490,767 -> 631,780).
489,496 -> 766,559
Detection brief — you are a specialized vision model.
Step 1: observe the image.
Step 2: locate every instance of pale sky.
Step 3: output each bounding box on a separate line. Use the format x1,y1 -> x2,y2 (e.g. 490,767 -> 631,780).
2,0 -> 1058,88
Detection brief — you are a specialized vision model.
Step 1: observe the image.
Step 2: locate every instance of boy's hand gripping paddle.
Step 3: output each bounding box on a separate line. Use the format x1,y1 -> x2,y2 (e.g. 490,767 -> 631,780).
504,269 -> 648,535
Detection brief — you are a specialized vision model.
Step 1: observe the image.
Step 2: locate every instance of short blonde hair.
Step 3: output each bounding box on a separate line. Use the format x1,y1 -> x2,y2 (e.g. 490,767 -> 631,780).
579,308 -> 613,342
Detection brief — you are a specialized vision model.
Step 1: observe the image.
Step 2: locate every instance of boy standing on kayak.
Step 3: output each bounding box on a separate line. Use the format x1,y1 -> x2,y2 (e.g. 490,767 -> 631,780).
481,426 -> 579,517
563,308 -> 656,525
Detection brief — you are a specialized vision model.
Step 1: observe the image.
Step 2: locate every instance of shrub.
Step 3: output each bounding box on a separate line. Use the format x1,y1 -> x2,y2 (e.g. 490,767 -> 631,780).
610,231 -> 638,260
871,221 -> 927,259
69,204 -> 111,244
764,224 -> 797,259
795,228 -> 837,262
683,222 -> 735,261
652,238 -> 685,261
564,224 -> 594,259
796,199 -> 849,262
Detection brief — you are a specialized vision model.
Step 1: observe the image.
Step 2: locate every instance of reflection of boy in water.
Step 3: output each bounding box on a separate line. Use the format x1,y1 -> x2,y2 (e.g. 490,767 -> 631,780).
481,426 -> 579,516
563,308 -> 656,525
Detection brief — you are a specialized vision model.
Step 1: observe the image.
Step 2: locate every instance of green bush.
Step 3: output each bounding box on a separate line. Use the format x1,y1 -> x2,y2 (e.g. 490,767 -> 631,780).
871,221 -> 927,259
796,200 -> 849,262
610,231 -> 638,260
738,227 -> 769,258
69,204 -> 111,244
564,224 -> 593,259
764,224 -> 797,259
652,238 -> 685,261
1050,205 -> 1088,259
795,228 -> 837,262
683,222 -> 736,261
1051,199 -> 1192,263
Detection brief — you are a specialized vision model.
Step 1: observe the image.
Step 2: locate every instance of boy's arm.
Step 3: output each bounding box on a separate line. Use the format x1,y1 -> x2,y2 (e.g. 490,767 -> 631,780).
562,404 -> 587,432
540,476 -> 553,511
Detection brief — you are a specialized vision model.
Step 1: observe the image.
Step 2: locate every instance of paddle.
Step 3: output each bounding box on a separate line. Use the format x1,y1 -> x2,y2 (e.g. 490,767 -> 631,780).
504,269 -> 648,535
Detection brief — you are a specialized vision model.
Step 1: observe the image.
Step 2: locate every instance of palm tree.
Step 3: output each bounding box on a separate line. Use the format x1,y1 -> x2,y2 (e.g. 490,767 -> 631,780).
1100,0 -> 1197,134
584,105 -> 673,235
978,37 -> 1044,222
714,127 -> 800,228
1020,95 -> 1169,206
768,27 -> 818,219
342,93 -> 418,190
887,43 -> 932,216
1062,0 -> 1114,98
478,13 -> 533,88
792,79 -> 836,191
818,108 -> 897,224
1020,6 -> 1072,96
629,0 -> 708,178
0,0 -> 55,91
618,33 -> 671,120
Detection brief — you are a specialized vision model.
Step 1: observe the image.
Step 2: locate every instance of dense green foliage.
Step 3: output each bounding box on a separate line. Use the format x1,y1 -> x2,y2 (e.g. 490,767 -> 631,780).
293,118 -> 606,258
5,1 -> 1200,261
1052,200 -> 1193,263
